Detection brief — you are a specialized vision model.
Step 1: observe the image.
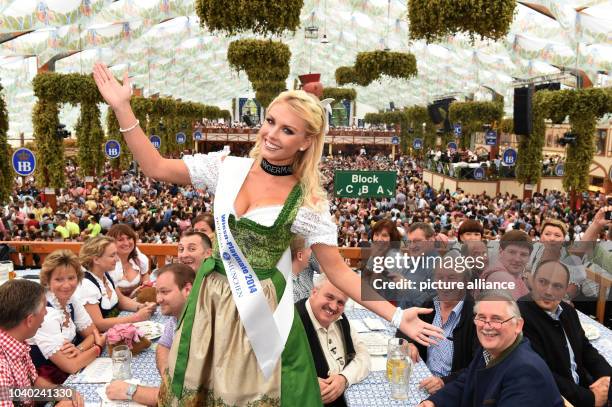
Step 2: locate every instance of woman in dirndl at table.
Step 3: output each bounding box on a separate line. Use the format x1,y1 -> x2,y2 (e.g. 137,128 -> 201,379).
92,63 -> 444,406
78,236 -> 156,332
28,250 -> 106,384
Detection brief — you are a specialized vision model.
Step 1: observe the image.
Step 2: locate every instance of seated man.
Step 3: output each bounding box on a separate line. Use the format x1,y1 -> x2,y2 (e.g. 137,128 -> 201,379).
106,263 -> 195,406
0,279 -> 82,407
418,290 -> 563,407
482,230 -> 533,299
296,275 -> 370,407
397,255 -> 477,394
519,260 -> 612,407
291,235 -> 315,303
177,230 -> 212,272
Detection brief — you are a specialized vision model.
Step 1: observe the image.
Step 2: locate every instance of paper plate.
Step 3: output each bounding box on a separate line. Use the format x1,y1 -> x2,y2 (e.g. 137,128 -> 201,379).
582,323 -> 600,341
133,321 -> 165,340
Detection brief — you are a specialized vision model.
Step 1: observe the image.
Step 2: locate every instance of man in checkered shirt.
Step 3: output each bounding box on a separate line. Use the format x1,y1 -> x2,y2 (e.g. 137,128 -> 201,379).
0,279 -> 82,407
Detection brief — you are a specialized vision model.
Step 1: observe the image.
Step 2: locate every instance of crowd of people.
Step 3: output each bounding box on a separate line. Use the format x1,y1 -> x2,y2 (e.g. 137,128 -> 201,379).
1,75 -> 612,405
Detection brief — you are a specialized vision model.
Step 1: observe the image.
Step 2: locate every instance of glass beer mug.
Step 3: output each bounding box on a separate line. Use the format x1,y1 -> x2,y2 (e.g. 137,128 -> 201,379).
386,338 -> 413,400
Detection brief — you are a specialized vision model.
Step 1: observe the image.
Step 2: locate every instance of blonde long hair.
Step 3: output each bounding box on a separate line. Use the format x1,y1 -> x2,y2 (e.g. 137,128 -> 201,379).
249,90 -> 328,212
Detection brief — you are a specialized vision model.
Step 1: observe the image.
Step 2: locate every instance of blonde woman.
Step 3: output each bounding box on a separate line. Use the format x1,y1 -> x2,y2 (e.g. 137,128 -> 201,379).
93,63 -> 443,407
78,236 -> 156,332
28,250 -> 105,384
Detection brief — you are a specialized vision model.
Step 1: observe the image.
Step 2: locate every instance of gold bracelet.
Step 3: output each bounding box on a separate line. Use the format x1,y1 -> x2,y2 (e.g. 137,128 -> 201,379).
119,119 -> 140,133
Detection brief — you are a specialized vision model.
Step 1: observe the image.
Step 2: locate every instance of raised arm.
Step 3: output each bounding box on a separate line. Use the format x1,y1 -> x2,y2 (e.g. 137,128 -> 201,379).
312,244 -> 444,346
92,63 -> 190,184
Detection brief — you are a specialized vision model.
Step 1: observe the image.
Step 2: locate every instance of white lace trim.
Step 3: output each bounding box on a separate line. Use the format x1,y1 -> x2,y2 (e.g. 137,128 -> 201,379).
182,153 -> 220,191
182,151 -> 227,191
292,207 -> 338,248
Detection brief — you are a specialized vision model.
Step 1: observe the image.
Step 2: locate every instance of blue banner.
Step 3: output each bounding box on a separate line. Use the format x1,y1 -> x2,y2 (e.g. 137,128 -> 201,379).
193,131 -> 202,141
176,132 -> 186,144
555,163 -> 564,177
502,148 -> 517,166
485,129 -> 497,146
474,167 -> 485,180
104,140 -> 121,159
12,148 -> 36,176
150,135 -> 161,150
413,138 -> 423,150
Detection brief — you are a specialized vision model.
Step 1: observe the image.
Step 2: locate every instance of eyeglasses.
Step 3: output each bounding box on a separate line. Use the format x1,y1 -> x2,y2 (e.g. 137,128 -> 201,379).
473,316 -> 515,329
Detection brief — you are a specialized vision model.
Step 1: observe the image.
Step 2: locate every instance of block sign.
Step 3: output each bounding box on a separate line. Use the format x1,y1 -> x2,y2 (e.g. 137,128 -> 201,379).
12,148 -> 36,176
105,140 -> 121,159
334,171 -> 396,198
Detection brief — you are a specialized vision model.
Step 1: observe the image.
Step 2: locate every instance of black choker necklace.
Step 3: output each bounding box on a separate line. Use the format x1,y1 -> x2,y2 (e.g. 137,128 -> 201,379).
261,158 -> 293,176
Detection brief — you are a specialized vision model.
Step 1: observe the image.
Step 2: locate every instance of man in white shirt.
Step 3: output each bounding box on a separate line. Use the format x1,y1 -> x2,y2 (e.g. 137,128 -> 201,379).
296,275 -> 370,407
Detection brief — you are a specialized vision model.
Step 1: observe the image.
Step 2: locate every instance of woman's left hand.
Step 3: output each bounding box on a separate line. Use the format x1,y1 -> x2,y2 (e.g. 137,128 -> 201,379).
60,341 -> 80,358
399,308 -> 445,346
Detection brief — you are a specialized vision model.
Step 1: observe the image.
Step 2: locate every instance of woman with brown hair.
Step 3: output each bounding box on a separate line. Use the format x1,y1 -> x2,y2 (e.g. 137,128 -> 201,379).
78,236 -> 156,332
28,250 -> 106,383
107,223 -> 150,296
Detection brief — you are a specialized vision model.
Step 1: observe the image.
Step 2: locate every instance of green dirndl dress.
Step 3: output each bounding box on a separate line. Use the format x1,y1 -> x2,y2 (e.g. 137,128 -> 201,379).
158,184 -> 323,407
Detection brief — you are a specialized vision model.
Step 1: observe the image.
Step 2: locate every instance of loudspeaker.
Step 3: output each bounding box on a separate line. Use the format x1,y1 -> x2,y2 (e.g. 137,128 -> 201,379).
428,103 -> 443,124
390,101 -> 395,111
513,86 -> 533,136
242,115 -> 253,127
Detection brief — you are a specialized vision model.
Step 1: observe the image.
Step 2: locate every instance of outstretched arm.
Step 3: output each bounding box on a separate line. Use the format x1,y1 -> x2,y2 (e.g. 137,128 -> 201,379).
312,244 -> 444,346
92,63 -> 190,184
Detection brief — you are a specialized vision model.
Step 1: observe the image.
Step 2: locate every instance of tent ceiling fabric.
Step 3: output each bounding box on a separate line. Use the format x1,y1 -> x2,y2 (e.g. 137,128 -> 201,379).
0,0 -> 610,137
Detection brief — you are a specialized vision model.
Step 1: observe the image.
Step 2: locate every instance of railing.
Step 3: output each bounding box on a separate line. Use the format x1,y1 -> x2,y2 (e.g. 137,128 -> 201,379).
4,242 -> 609,323
424,159 -> 565,180
0,242 -> 363,269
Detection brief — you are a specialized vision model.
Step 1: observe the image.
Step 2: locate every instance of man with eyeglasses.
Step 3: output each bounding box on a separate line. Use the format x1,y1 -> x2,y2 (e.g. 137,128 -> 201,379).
418,290 -> 562,407
519,260 -> 612,407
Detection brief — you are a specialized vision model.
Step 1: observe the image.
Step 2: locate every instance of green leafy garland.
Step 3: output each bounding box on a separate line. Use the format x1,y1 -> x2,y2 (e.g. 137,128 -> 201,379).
76,103 -> 105,176
335,51 -> 417,86
32,99 -> 65,188
517,88 -> 612,190
227,39 -> 290,107
0,84 -> 11,204
335,66 -> 369,87
195,0 -> 302,36
499,117 -> 513,135
322,88 -> 357,102
32,72 -> 104,187
449,100 -> 503,149
408,0 -> 516,42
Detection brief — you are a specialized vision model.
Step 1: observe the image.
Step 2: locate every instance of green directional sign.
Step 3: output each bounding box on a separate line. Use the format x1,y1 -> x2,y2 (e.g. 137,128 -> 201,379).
334,170 -> 397,198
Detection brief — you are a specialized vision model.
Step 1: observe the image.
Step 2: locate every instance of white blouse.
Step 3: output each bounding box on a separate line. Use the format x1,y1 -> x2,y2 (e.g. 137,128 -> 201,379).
108,249 -> 150,289
27,292 -> 93,359
76,272 -> 119,311
182,153 -> 338,247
